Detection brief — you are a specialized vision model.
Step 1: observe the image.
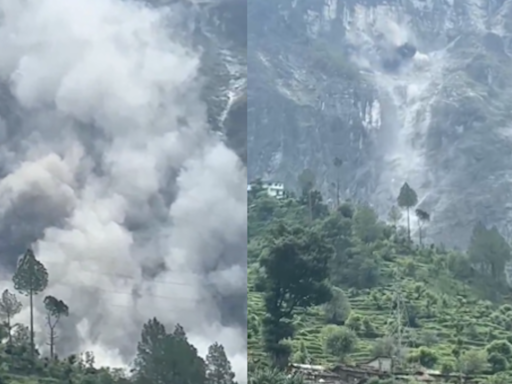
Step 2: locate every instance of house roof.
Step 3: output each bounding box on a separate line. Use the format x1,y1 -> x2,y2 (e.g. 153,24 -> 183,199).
358,356 -> 392,365
290,363 -> 326,371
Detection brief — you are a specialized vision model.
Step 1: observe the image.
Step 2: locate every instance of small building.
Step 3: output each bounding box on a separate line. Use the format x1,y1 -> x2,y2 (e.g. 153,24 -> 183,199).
263,181 -> 285,198
287,364 -> 348,384
248,181 -> 285,199
359,356 -> 393,373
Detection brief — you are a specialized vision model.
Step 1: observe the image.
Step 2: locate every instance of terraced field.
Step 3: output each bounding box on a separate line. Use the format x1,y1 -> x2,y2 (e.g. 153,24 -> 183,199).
248,256 -> 512,368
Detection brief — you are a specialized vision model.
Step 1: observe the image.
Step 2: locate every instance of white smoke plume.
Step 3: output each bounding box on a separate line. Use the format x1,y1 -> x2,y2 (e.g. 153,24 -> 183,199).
0,0 -> 247,380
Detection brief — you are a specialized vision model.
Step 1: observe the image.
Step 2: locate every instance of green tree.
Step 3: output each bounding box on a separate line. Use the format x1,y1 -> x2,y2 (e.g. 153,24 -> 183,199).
341,243 -> 381,289
345,313 -> 362,333
43,295 -> 69,359
488,353 -> 508,373
468,223 -> 511,281
415,209 -> 430,246
320,213 -> 353,286
12,323 -> 30,346
353,205 -> 382,243
333,157 -> 343,208
248,313 -> 260,341
259,222 -> 332,366
133,318 -> 206,384
459,349 -> 488,374
13,249 -> 49,360
408,347 -> 438,368
297,168 -> 316,222
292,341 -> 310,364
248,179 -> 265,200
173,323 -> 187,340
388,205 -> 402,231
306,190 -> 329,220
397,182 -> 418,241
248,193 -> 281,239
0,289 -> 22,345
206,342 -> 237,384
486,340 -> 512,360
362,317 -> 377,337
322,287 -> 351,325
371,337 -> 395,358
322,325 -> 357,360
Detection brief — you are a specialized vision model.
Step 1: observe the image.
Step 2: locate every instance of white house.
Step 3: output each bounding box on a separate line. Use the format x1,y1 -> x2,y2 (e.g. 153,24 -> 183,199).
248,181 -> 285,199
262,181 -> 285,198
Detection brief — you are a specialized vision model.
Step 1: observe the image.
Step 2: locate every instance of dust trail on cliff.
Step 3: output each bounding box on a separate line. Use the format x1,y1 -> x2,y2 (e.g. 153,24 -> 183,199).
345,5 -> 446,233
0,0 -> 247,379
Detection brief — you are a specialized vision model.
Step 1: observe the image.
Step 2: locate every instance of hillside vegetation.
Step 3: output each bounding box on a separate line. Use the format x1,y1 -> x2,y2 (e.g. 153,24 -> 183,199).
247,176 -> 512,384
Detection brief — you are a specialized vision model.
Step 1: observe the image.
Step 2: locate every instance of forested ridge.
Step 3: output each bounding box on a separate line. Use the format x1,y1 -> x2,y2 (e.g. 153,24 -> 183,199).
247,172 -> 512,384
0,250 -> 237,384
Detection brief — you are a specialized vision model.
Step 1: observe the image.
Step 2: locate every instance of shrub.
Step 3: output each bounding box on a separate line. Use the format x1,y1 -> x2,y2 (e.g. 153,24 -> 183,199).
440,360 -> 456,374
322,287 -> 351,325
362,317 -> 378,338
292,342 -> 310,365
460,349 -> 488,374
371,337 -> 394,358
345,313 -> 363,333
322,325 -> 357,359
486,340 -> 512,360
407,347 -> 438,369
488,352 -> 508,373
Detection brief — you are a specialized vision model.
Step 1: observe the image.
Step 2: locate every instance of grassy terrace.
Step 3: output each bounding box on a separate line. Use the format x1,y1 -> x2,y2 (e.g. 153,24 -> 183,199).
249,241 -> 512,369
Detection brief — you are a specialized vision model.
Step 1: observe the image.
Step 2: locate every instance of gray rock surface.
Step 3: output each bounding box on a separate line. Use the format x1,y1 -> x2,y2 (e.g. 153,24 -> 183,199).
248,0 -> 512,247
196,0 -> 247,162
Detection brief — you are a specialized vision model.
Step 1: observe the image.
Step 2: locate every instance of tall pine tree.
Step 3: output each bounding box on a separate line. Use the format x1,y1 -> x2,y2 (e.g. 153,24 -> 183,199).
13,249 -> 48,360
206,342 -> 237,384
298,168 -> 316,222
133,318 -> 206,384
333,157 -> 343,208
397,182 -> 418,242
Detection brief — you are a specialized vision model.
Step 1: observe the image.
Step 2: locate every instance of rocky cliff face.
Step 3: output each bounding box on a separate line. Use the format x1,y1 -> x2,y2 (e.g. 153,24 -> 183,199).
248,0 -> 512,247
196,0 -> 247,163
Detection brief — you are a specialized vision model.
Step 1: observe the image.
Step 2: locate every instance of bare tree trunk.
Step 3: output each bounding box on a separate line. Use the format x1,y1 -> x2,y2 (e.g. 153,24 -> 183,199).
50,327 -> 54,359
29,288 -> 34,361
308,191 -> 313,222
406,207 -> 410,242
46,314 -> 57,359
6,314 -> 11,345
336,179 -> 340,208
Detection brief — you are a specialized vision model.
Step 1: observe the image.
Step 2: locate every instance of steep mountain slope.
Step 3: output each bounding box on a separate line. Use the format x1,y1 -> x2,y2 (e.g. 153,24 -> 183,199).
247,0 -> 512,247
197,0 -> 247,162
